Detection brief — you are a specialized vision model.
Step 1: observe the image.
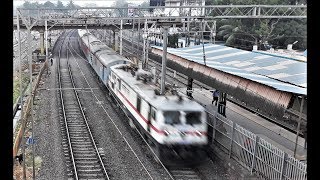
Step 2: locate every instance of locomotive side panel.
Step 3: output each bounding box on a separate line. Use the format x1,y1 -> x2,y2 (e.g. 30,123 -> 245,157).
108,69 -> 165,144
78,34 -> 91,62
110,71 -> 148,130
92,54 -> 99,73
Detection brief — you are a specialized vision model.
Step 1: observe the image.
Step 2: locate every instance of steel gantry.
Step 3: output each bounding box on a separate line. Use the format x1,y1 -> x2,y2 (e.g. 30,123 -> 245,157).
14,5 -> 306,30
13,5 -> 307,60
14,5 -> 307,59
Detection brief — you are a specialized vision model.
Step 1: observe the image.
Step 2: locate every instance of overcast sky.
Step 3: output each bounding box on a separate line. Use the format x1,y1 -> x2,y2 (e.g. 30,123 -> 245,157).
13,0 -> 145,8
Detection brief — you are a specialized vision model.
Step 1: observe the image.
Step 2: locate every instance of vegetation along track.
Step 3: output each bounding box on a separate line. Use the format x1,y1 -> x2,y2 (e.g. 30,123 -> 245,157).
56,30 -> 109,180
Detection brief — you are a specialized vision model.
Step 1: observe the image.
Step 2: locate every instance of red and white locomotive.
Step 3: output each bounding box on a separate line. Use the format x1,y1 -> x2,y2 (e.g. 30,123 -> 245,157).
77,29 -> 208,163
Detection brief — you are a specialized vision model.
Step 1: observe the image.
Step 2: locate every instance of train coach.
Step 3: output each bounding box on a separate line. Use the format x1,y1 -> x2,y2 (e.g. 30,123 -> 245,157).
77,29 -> 208,164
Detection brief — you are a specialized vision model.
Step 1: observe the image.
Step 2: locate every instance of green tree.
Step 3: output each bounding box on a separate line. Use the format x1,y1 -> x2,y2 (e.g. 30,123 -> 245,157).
66,0 -> 76,9
56,0 -> 65,9
113,0 -> 129,17
251,19 -> 285,49
43,1 -> 56,9
269,19 -> 306,50
22,1 -> 40,8
113,0 -> 128,7
213,0 -> 307,50
22,1 -> 33,8
139,1 -> 149,7
217,19 -> 258,49
22,1 -> 41,15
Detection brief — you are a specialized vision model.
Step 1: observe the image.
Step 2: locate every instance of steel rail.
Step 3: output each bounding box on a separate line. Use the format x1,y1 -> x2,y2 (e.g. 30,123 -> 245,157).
56,30 -> 79,180
65,32 -> 110,179
70,31 -> 180,180
67,33 -> 157,180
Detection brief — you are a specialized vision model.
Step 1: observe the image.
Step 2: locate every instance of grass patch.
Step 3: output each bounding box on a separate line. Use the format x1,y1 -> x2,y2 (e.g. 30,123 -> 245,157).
13,74 -> 30,104
34,156 -> 43,170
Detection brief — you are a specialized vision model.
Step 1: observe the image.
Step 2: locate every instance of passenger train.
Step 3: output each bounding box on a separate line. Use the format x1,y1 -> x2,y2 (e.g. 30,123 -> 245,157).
77,29 -> 208,164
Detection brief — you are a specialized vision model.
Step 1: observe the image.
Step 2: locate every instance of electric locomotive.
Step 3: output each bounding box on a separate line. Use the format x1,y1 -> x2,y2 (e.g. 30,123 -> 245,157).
77,29 -> 208,164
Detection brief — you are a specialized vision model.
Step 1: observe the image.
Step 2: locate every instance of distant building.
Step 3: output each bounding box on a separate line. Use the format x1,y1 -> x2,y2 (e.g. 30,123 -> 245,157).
150,0 -> 165,6
164,0 -> 205,16
150,0 -> 205,16
128,3 -> 138,17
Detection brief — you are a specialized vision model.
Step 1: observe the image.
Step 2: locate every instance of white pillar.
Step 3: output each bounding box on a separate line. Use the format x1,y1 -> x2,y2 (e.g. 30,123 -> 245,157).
120,19 -> 123,56
160,26 -> 169,95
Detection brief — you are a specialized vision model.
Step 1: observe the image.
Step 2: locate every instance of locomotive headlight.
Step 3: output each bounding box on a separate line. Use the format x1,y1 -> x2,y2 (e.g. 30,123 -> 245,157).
163,130 -> 180,137
196,130 -> 202,136
164,130 -> 170,136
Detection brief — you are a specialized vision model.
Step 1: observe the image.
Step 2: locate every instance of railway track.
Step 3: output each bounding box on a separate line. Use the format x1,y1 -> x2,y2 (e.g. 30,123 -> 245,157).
166,166 -> 203,180
56,30 -> 109,180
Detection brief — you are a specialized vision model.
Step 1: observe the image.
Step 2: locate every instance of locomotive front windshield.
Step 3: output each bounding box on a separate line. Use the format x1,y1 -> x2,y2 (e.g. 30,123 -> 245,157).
163,111 -> 202,125
163,111 -> 181,125
185,111 -> 202,125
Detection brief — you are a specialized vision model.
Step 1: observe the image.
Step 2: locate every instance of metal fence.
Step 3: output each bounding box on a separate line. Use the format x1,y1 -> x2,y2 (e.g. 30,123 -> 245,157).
208,112 -> 307,180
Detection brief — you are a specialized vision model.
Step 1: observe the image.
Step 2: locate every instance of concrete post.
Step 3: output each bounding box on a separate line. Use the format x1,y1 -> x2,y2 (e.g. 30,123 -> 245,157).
131,19 -> 135,56
201,20 -> 206,66
109,30 -> 112,47
45,20 -> 48,73
294,97 -> 305,158
120,20 -> 123,56
212,115 -> 217,143
146,38 -> 149,67
213,20 -> 216,44
250,136 -> 259,174
138,18 -> 141,43
229,122 -> 235,158
280,153 -> 287,180
40,30 -> 44,55
160,26 -> 169,95
143,19 -> 147,68
187,18 -> 190,47
114,30 -> 119,52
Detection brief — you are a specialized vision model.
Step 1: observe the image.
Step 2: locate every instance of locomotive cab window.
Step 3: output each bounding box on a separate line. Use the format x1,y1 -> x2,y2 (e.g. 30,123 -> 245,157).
163,111 -> 180,125
117,79 -> 121,90
150,107 -> 156,121
94,56 -> 97,65
185,111 -> 201,125
137,97 -> 141,113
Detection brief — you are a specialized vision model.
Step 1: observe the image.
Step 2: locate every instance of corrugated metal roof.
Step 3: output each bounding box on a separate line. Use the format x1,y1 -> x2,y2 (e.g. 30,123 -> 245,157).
152,44 -> 306,95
